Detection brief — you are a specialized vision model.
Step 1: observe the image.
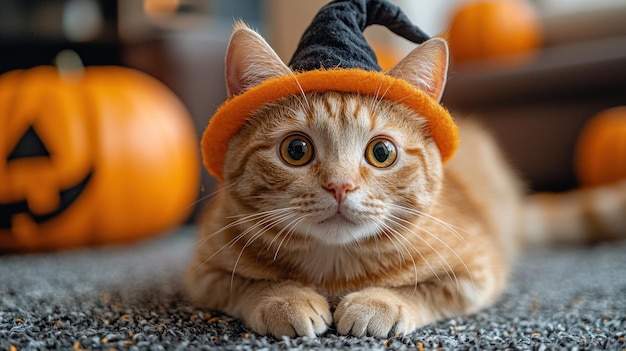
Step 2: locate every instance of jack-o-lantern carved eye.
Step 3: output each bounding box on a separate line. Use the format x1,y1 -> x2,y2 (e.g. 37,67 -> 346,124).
7,126 -> 50,161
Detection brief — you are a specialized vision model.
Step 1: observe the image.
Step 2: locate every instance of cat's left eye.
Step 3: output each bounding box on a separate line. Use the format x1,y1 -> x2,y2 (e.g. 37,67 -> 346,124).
279,134 -> 315,166
365,137 -> 397,168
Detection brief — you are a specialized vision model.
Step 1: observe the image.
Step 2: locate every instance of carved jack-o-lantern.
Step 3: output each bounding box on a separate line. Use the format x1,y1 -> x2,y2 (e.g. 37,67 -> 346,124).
0,65 -> 199,251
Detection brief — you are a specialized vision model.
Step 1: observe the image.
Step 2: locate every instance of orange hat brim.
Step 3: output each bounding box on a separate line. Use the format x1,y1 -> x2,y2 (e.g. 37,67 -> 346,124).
201,68 -> 458,181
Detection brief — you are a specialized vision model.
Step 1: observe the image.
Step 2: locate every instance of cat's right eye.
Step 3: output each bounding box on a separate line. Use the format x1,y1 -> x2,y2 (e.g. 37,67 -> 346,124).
279,134 -> 314,166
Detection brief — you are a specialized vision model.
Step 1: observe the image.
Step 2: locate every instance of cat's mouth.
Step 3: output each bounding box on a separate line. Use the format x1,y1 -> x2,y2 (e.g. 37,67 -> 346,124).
319,213 -> 357,226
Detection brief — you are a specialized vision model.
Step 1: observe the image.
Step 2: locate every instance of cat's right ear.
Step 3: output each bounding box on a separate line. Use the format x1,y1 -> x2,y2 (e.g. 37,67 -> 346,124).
225,22 -> 292,98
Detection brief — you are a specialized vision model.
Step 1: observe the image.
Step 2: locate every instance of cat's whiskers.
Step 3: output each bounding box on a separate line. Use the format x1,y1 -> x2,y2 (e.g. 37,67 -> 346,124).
374,220 -> 409,262
228,212 -> 297,286
376,219 -> 426,295
386,215 -> 456,282
194,207 -> 294,250
389,203 -> 471,242
367,78 -> 386,114
371,77 -> 396,115
272,215 -> 309,260
226,206 -> 294,219
233,210 -> 299,249
396,217 -> 460,286
287,72 -> 312,115
184,180 -> 239,212
387,212 -> 474,288
369,225 -> 383,261
265,212 -> 303,251
230,209 -> 307,289
238,214 -> 295,255
191,207 -> 298,273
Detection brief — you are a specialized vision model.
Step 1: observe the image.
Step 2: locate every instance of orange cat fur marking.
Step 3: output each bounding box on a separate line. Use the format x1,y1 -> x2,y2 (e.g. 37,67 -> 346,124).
202,68 -> 459,181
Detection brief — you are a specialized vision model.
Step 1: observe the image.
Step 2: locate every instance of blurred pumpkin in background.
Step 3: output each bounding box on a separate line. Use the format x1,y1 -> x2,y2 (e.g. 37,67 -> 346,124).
370,42 -> 402,72
575,106 -> 626,188
0,53 -> 199,252
446,0 -> 543,67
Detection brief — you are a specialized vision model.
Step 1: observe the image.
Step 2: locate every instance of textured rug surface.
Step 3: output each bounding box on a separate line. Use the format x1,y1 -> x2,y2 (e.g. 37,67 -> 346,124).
1,227 -> 625,350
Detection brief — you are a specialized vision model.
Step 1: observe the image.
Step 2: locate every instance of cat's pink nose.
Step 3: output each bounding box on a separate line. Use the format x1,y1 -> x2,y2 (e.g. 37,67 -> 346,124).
324,182 -> 356,203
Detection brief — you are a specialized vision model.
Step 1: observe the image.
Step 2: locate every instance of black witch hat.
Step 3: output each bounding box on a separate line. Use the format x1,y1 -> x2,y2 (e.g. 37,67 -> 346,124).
289,0 -> 431,72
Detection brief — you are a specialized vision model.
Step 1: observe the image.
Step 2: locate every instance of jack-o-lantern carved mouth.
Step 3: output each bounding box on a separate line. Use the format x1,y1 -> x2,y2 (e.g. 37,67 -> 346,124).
1,125 -> 93,230
0,171 -> 93,230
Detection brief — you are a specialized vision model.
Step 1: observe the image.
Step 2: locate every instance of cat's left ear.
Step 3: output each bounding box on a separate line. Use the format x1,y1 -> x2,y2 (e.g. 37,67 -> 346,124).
386,38 -> 449,102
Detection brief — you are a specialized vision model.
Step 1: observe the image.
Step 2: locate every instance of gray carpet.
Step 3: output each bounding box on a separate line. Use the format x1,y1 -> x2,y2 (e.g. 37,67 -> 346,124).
1,227 -> 625,350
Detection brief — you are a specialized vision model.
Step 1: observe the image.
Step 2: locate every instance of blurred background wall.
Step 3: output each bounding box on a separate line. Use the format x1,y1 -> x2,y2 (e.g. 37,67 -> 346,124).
1,0 -> 625,210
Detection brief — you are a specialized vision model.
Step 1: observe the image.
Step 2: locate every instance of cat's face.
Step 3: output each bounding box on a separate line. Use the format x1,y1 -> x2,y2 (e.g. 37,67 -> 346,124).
218,23 -> 449,246
224,92 -> 443,245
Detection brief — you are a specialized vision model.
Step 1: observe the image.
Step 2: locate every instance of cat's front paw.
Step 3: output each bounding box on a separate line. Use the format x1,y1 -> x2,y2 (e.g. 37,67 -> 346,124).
247,283 -> 332,338
334,287 -> 419,337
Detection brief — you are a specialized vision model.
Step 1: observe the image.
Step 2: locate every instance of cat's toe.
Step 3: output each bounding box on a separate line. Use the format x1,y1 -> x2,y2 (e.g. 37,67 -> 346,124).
247,284 -> 331,338
334,287 -> 417,337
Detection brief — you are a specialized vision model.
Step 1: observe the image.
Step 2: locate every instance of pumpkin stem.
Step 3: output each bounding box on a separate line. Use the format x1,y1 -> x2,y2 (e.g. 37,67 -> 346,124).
55,50 -> 85,79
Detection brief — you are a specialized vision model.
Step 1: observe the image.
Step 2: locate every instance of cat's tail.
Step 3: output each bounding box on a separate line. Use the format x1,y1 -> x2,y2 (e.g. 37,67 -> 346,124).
520,179 -> 626,247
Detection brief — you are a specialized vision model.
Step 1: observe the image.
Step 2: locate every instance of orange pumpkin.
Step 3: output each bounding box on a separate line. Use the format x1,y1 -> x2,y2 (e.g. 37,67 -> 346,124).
0,65 -> 199,251
575,106 -> 626,187
447,0 -> 542,66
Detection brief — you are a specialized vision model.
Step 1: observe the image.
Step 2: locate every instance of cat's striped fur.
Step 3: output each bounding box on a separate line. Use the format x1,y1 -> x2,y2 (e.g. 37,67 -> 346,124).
187,23 -> 626,338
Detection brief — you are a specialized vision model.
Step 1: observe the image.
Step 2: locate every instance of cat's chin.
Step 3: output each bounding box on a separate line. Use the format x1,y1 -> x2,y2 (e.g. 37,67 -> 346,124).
302,214 -> 380,246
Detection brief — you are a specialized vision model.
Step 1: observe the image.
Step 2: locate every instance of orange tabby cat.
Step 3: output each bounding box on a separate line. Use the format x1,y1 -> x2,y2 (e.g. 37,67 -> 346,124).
186,23 -> 626,338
